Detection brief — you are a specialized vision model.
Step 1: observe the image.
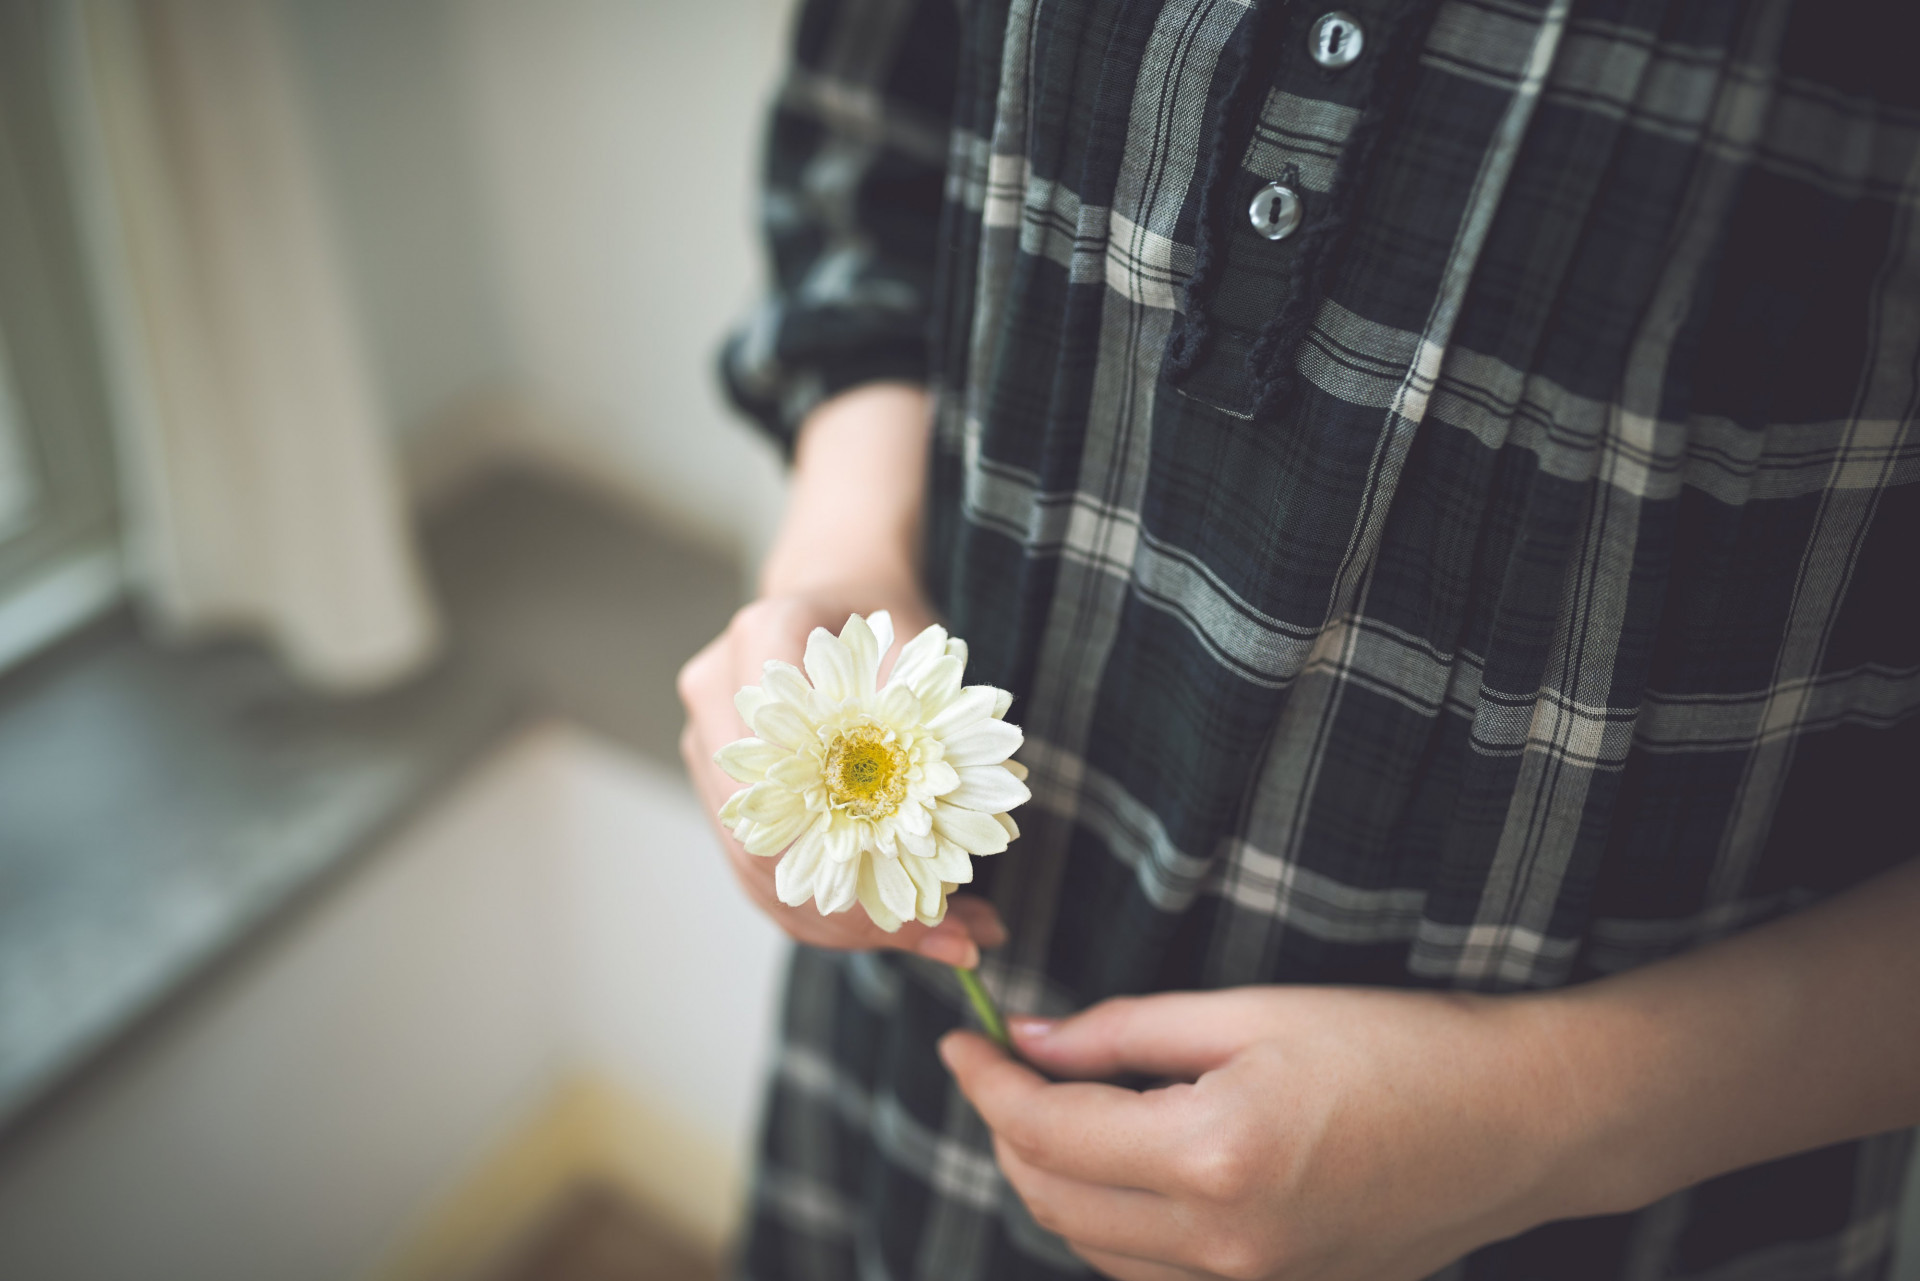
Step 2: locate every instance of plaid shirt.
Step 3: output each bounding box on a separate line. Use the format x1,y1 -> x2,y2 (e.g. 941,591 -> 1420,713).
721,0 -> 1920,1277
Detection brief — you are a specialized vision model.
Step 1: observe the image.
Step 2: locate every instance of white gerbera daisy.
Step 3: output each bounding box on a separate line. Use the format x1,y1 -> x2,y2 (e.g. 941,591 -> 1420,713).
713,611 -> 1029,932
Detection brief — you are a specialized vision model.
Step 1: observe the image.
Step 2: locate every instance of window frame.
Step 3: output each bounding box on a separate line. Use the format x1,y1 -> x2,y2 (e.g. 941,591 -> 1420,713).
0,0 -> 123,674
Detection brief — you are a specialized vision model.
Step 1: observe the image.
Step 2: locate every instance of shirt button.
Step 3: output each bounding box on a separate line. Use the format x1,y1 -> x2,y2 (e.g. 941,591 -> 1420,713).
1309,11 -> 1365,68
1248,182 -> 1302,240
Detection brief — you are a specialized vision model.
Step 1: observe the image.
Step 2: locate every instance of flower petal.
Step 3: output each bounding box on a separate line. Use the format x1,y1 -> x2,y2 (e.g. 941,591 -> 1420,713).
870,852 -> 917,923
895,820 -> 936,859
823,817 -> 864,864
991,688 -> 1014,719
918,759 -> 960,797
739,780 -> 802,824
751,701 -> 817,752
943,764 -> 1031,814
929,837 -> 974,882
888,624 -> 950,691
1002,758 -> 1028,782
768,753 -> 822,791
899,850 -> 948,921
714,737 -> 785,783
718,787 -> 748,825
735,685 -> 773,724
895,798 -> 933,837
743,805 -> 812,856
838,613 -> 882,694
994,811 -> 1020,841
867,610 -> 894,662
803,627 -> 859,704
761,661 -> 816,716
874,682 -> 922,729
940,718 -> 1023,767
855,858 -> 904,931
912,655 -> 964,712
926,685 -> 996,737
775,817 -> 829,906
933,803 -> 1010,855
944,636 -> 968,667
814,853 -> 859,914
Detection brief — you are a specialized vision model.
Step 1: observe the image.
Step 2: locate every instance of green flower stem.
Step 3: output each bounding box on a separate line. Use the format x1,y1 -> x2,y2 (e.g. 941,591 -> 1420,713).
954,965 -> 1010,1048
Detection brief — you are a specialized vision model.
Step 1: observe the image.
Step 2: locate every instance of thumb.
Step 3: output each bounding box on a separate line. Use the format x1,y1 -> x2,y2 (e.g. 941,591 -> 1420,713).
1008,990 -> 1255,1082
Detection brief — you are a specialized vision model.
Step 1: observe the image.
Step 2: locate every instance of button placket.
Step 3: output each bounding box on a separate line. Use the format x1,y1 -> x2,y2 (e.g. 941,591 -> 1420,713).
1308,11 -> 1364,69
1170,8 -> 1378,418
1248,182 -> 1302,241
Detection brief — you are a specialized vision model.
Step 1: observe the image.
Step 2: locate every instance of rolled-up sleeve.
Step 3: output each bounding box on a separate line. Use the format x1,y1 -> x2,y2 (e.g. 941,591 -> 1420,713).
719,0 -> 959,450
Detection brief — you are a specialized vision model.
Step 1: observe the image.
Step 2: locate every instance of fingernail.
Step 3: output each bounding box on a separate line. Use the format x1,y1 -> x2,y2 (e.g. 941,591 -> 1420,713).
936,1033 -> 960,1070
1009,1017 -> 1056,1041
977,917 -> 1010,949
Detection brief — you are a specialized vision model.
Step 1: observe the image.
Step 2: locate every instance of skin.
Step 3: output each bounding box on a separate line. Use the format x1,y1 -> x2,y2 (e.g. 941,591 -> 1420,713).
677,383 -> 1006,969
944,853 -> 1920,1279
681,383 -> 1920,1279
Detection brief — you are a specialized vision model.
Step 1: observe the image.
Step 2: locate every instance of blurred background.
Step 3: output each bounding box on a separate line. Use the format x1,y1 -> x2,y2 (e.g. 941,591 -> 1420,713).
0,1 -> 799,1278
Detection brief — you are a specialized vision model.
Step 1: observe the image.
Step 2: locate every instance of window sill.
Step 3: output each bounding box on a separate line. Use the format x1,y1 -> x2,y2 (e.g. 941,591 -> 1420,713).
0,471 -> 742,1135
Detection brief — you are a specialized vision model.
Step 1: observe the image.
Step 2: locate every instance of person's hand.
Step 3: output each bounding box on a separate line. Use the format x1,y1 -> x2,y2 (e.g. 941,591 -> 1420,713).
679,382 -> 1007,965
940,986 -> 1578,1281
678,582 -> 1008,967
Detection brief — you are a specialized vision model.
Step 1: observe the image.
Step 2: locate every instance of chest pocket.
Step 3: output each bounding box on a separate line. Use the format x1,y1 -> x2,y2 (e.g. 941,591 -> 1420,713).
1161,1 -> 1400,422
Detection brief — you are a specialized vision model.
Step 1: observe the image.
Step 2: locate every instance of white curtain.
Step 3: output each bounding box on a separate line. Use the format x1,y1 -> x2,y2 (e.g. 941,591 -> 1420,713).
62,0 -> 438,693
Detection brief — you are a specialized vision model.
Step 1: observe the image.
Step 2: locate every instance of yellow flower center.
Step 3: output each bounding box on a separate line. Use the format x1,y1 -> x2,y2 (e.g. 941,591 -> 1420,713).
823,725 -> 910,819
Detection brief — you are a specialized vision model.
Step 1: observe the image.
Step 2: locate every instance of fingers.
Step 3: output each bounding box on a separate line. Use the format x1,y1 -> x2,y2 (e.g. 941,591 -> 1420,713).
1007,991 -> 1255,1082
719,829 -> 990,963
698,784 -> 996,963
677,636 -> 759,818
943,1032 -> 1218,1273
940,1031 -> 1186,1190
1070,1245 -> 1204,1281
678,591 -> 1013,963
944,894 -> 1010,950
992,1137 -> 1193,1266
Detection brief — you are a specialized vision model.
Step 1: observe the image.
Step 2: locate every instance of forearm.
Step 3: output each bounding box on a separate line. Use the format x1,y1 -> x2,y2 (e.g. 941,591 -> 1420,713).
1528,855 -> 1920,1220
759,382 -> 933,597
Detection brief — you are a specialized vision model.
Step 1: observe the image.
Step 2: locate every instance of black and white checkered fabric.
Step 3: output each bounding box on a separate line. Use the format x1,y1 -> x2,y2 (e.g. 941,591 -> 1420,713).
721,0 -> 1920,1276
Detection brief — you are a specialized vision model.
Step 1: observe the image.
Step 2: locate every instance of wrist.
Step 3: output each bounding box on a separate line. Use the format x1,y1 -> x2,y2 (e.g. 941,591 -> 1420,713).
759,518 -> 920,598
1409,992 -> 1599,1246
760,382 -> 931,598
1496,986 -> 1673,1226
759,528 -> 918,600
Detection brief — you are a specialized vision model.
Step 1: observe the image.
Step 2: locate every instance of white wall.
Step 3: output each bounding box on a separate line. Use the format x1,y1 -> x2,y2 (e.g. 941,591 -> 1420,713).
451,0 -> 792,566
279,0 -> 511,440
556,729 -> 787,1155
282,0 -> 792,569
0,725 -> 786,1281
